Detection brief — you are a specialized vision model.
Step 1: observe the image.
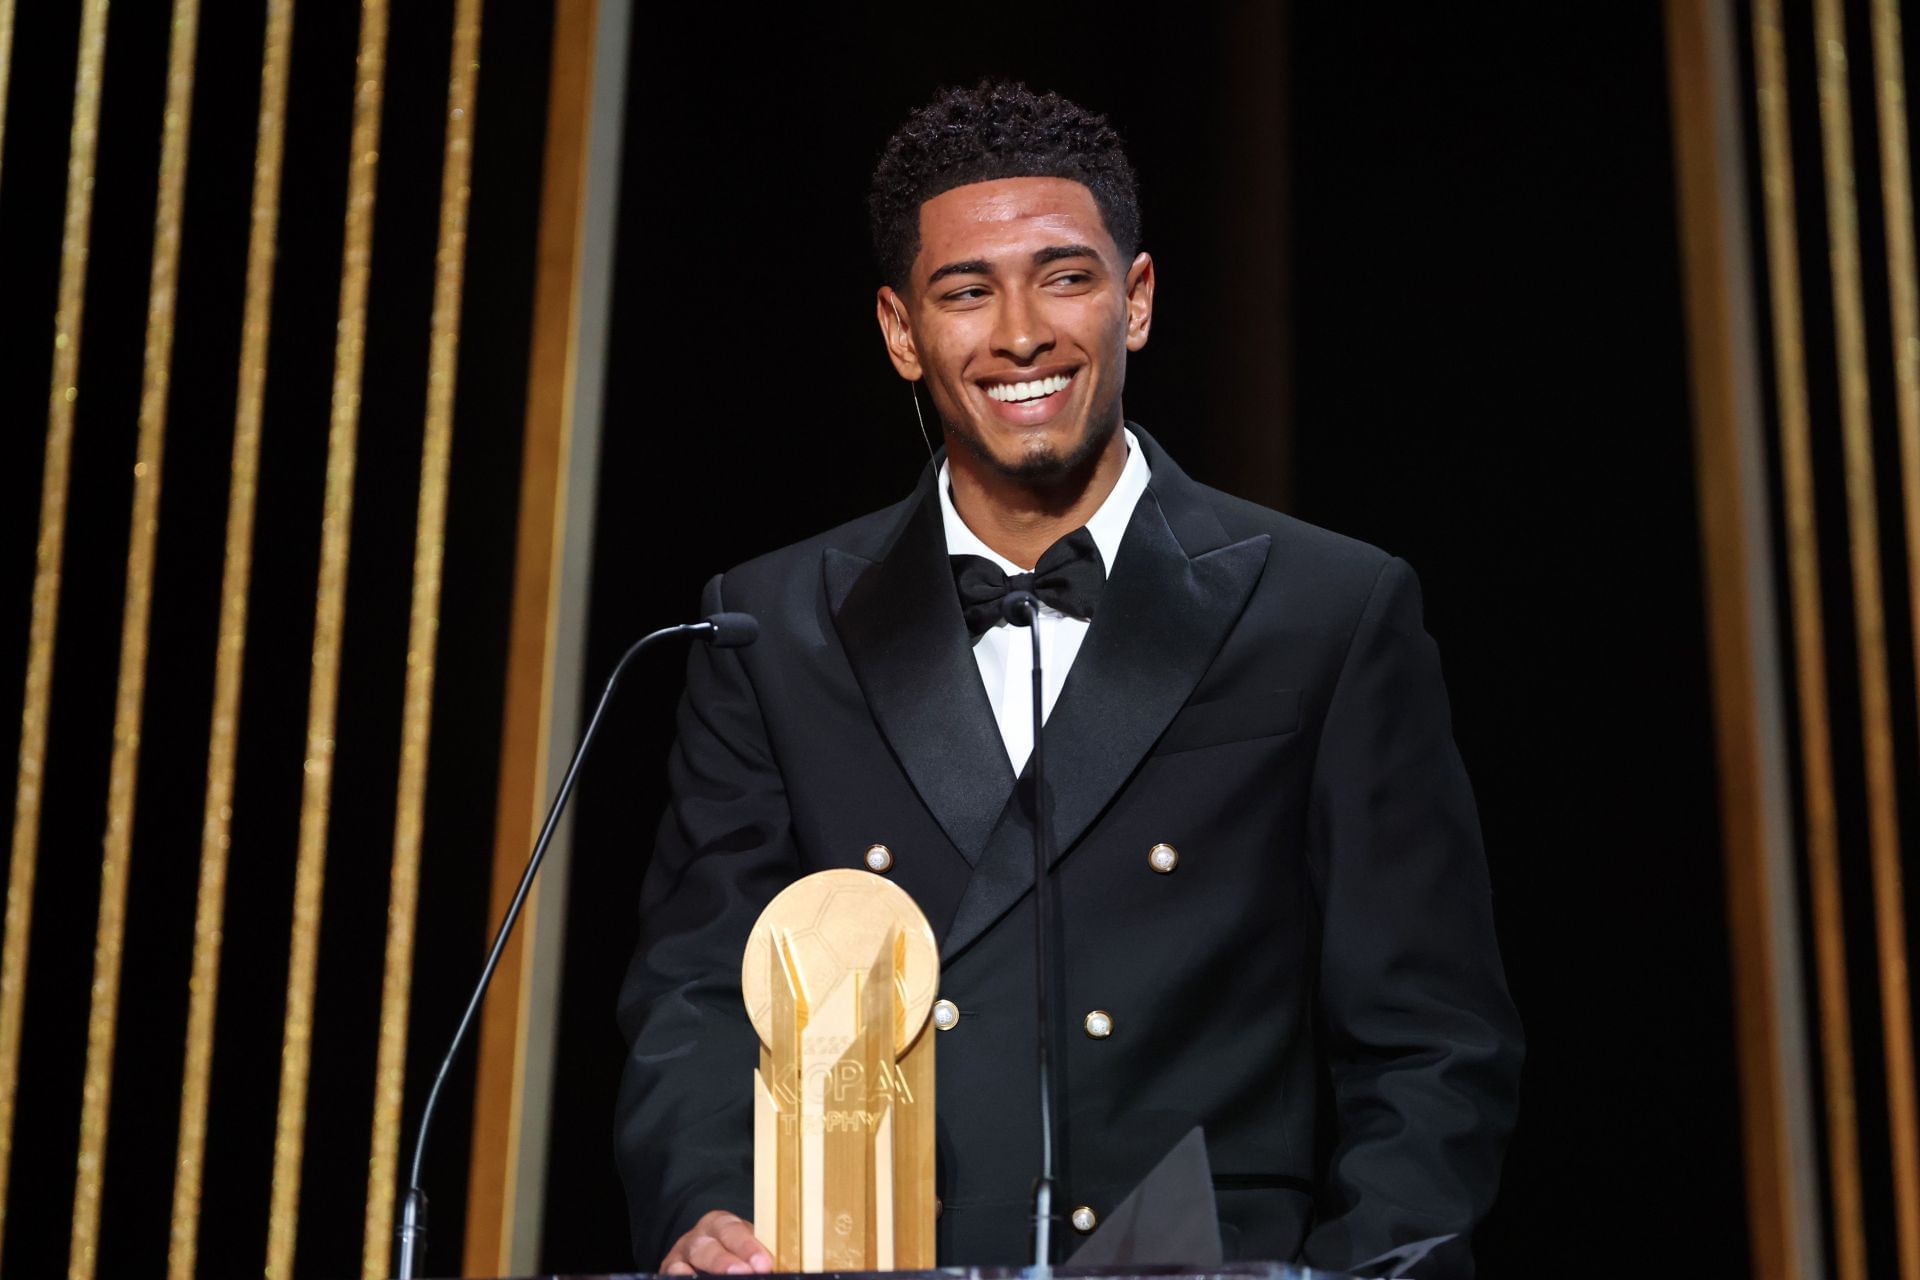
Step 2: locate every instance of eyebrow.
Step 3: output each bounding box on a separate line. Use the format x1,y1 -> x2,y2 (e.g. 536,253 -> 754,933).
924,244 -> 1104,287
926,258 -> 993,286
1033,243 -> 1101,267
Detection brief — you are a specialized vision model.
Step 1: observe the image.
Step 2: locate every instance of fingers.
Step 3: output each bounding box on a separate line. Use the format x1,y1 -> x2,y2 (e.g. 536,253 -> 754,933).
687,1232 -> 749,1275
663,1211 -> 773,1276
713,1215 -> 773,1273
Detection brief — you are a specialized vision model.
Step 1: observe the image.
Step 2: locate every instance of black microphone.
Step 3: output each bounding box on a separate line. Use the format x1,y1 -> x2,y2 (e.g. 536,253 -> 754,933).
705,611 -> 759,648
1001,589 -> 1062,1267
395,612 -> 759,1280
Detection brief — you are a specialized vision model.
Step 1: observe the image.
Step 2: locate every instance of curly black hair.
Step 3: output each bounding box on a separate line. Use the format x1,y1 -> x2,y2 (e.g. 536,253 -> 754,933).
867,80 -> 1141,291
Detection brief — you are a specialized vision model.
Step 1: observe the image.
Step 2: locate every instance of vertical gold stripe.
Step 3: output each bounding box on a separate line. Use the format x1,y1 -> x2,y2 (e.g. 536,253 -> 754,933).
360,1 -> 484,1272
1874,1 -> 1920,651
0,0 -> 110,1257
0,0 -> 15,190
464,1 -> 603,1266
1665,3 -> 1810,1275
1816,4 -> 1920,1276
264,3 -> 386,1274
1871,8 -> 1920,1272
166,3 -> 293,1275
68,3 -> 200,1273
1752,5 -> 1870,1279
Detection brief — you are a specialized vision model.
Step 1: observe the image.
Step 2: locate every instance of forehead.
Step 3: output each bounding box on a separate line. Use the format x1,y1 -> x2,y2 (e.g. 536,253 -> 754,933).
913,176 -> 1114,276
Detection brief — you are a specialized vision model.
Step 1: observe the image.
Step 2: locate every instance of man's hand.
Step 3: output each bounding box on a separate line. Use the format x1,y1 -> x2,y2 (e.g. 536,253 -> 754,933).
660,1210 -> 774,1275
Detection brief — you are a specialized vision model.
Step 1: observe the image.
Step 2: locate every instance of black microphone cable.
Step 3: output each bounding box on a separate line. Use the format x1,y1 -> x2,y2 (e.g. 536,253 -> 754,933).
1002,589 -> 1062,1269
395,611 -> 759,1280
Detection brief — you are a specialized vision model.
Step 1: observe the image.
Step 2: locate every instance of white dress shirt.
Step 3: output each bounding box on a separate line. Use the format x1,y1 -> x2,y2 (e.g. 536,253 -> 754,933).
939,427 -> 1152,774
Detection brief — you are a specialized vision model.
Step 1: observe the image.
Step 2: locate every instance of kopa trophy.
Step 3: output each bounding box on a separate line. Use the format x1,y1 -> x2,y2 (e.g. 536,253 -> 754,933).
741,867 -> 939,1271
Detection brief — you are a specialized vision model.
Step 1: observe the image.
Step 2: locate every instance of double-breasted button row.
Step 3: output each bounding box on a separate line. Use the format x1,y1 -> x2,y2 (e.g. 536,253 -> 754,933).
872,840 -> 1176,874
1064,846 -> 1163,1238
930,1001 -> 1108,1038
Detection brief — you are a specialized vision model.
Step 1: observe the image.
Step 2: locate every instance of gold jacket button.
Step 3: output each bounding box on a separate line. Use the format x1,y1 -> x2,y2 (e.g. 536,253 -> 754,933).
1083,1009 -> 1113,1039
864,843 -> 893,872
1148,842 -> 1180,873
1071,1205 -> 1098,1233
932,999 -> 959,1030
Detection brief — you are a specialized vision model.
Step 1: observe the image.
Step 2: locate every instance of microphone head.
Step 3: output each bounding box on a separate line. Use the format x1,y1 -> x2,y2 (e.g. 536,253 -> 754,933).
1001,590 -> 1040,627
704,612 -> 760,648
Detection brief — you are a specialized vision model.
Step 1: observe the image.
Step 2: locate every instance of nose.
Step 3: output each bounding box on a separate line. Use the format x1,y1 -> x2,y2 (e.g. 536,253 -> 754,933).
990,288 -> 1055,364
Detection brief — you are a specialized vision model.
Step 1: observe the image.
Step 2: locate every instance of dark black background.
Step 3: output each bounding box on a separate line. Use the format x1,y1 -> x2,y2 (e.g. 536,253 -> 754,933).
551,3 -> 1742,1276
0,2 -> 1748,1276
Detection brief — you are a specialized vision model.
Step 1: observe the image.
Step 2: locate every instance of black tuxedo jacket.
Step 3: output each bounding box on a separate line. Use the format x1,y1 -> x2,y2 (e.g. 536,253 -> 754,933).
615,425 -> 1523,1276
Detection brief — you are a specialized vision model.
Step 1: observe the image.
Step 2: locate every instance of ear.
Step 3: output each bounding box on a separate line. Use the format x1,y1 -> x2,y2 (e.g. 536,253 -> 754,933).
875,285 -> 923,380
1123,251 -> 1155,352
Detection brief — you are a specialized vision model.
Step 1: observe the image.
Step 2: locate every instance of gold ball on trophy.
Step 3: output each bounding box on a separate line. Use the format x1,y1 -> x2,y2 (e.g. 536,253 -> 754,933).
741,867 -> 940,1055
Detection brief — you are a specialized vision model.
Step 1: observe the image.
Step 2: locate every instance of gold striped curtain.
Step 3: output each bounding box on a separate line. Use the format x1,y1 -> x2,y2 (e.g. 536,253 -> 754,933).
1674,1 -> 1920,1277
0,1 -> 604,1275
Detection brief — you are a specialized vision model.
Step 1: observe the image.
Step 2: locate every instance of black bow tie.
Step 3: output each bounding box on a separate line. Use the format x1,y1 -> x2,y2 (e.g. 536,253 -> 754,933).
950,527 -> 1107,638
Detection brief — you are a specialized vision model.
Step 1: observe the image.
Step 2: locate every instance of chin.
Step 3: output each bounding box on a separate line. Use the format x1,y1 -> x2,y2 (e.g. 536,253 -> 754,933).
965,417 -> 1110,482
998,450 -> 1073,482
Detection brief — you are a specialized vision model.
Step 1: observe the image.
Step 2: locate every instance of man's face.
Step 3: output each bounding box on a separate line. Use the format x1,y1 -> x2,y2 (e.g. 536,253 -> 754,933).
877,176 -> 1154,484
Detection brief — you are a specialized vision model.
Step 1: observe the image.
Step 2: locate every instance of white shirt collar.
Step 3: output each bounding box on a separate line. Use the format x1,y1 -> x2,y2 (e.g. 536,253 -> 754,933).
938,426 -> 1151,576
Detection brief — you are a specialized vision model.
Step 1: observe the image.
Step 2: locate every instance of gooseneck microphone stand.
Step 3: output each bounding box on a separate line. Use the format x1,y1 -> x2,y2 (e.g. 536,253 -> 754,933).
395,612 -> 759,1280
1003,590 -> 1063,1270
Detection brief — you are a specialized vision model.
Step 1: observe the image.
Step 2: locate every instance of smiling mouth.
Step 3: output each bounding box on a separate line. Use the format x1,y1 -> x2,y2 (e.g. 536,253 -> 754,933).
982,370 -> 1077,403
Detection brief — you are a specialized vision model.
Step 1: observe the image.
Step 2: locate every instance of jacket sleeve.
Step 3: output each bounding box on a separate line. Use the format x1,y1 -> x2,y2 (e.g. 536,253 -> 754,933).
615,572 -> 801,1267
1298,556 -> 1524,1279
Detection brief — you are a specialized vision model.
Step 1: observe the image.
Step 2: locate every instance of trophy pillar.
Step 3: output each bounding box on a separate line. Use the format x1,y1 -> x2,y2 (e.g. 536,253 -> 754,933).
745,869 -> 939,1272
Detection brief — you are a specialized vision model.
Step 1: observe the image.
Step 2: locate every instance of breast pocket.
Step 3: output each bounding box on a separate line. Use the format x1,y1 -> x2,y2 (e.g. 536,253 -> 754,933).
1152,689 -> 1301,756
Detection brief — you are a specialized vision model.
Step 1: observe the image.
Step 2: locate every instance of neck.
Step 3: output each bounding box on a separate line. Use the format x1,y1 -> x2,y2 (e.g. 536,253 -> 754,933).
947,424 -> 1129,569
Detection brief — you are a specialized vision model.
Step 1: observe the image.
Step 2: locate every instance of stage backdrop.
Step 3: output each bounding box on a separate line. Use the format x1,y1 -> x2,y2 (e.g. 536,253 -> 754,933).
19,3 -> 1918,1280
0,0 -> 580,1275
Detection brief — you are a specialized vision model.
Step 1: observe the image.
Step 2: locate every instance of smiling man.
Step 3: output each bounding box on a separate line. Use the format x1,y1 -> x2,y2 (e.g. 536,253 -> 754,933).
615,82 -> 1523,1279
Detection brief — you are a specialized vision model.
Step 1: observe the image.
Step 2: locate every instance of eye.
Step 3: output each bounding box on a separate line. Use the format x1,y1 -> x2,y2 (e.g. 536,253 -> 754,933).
1049,271 -> 1094,288
947,286 -> 989,301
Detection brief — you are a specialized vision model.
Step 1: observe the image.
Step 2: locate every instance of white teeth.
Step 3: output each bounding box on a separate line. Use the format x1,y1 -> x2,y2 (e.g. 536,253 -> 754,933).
985,373 -> 1073,403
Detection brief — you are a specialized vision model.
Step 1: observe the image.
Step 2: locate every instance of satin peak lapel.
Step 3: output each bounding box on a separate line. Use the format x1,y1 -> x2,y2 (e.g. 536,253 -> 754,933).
941,457 -> 1271,962
826,482 -> 1014,866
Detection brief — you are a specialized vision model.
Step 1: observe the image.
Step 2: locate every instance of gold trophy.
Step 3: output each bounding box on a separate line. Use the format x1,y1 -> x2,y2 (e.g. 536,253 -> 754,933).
742,868 -> 939,1271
